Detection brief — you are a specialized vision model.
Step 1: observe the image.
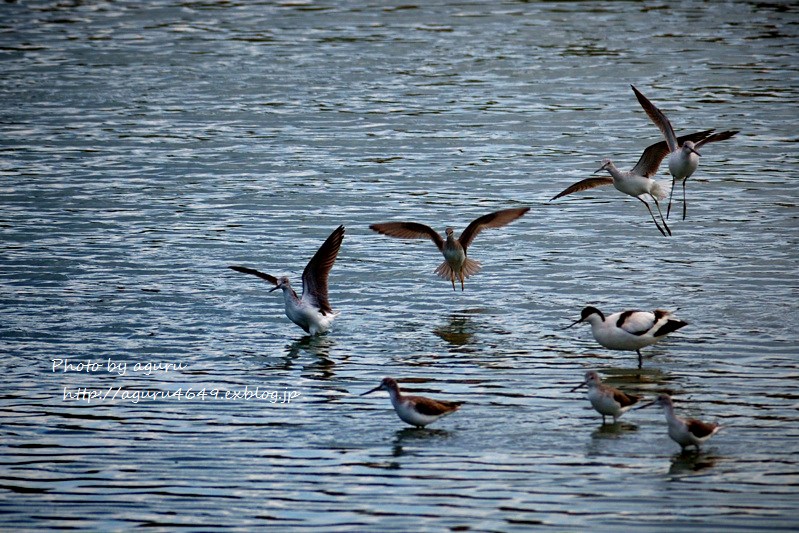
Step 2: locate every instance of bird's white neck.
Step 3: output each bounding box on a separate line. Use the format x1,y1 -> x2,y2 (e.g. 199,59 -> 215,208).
584,314 -> 604,327
602,162 -> 625,180
386,387 -> 402,406
280,284 -> 300,304
661,403 -> 679,425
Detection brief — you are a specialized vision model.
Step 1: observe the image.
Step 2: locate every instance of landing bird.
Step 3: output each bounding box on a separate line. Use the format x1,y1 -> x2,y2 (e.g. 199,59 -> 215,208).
550,130 -> 716,236
360,377 -> 463,428
369,207 -> 529,291
631,85 -> 739,220
228,225 -> 344,336
637,394 -> 721,452
564,306 -> 688,368
571,370 -> 641,424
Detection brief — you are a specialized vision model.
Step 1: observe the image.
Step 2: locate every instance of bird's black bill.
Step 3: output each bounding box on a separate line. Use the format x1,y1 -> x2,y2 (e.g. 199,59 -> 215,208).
570,381 -> 587,392
561,318 -> 583,330
360,386 -> 382,397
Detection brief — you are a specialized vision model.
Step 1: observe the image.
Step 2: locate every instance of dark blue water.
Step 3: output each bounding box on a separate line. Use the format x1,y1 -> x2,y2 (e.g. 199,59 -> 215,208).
1,1 -> 798,530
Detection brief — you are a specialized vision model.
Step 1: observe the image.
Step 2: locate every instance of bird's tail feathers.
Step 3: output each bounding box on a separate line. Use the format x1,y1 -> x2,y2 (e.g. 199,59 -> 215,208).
434,258 -> 482,280
652,179 -> 671,201
653,318 -> 688,337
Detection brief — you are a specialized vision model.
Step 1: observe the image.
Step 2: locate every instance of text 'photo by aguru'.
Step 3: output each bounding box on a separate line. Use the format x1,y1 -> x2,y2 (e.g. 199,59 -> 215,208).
1,1 -> 797,531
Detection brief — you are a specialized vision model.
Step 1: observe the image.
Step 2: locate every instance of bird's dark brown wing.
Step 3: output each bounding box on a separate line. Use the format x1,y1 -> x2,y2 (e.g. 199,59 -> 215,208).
228,265 -> 278,286
369,221 -> 444,251
631,129 -> 716,177
302,225 -> 345,315
550,177 -> 614,201
408,395 -> 463,416
631,84 -> 679,152
695,130 -> 739,149
687,418 -> 719,438
458,207 -> 530,249
613,389 -> 640,408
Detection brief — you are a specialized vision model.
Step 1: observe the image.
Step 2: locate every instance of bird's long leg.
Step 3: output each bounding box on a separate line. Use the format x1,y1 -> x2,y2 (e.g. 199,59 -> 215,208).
450,273 -> 456,291
459,271 -> 465,291
637,349 -> 643,369
653,197 -> 672,236
667,177 -> 677,220
682,179 -> 688,221
639,198 -> 667,237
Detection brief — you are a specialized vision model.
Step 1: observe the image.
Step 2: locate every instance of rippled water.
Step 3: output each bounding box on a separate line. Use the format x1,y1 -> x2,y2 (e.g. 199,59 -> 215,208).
2,1 -> 798,530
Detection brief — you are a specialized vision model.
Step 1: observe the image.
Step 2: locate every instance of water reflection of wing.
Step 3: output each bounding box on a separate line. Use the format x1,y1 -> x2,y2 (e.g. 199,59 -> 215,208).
433,314 -> 475,346
286,335 -> 335,359
668,453 -> 717,477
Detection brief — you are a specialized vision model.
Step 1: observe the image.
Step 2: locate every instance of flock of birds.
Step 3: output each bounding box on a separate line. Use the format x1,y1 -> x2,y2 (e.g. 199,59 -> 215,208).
229,85 -> 736,453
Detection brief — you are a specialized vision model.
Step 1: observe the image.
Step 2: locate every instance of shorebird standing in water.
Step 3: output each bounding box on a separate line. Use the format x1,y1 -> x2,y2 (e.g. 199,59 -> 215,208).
369,207 -> 529,291
631,84 -> 739,220
228,225 -> 344,336
360,377 -> 463,428
564,306 -> 688,368
637,394 -> 721,452
571,370 -> 641,424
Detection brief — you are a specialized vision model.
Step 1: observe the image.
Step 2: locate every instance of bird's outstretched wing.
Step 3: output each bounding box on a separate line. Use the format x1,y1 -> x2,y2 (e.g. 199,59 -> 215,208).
369,221 -> 444,251
550,177 -> 614,201
631,84 -> 679,152
631,129 -> 716,177
302,225 -> 345,315
695,130 -> 739,149
458,207 -> 530,249
228,265 -> 278,286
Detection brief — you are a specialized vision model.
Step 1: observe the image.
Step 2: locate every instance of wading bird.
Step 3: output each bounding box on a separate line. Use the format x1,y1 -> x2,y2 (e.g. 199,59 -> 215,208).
229,225 -> 344,335
637,394 -> 721,452
564,306 -> 688,368
571,370 -> 641,424
361,377 -> 462,428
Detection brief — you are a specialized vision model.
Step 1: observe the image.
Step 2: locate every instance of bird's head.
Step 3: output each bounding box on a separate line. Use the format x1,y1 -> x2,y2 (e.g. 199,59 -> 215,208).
269,276 -> 291,292
594,159 -> 613,174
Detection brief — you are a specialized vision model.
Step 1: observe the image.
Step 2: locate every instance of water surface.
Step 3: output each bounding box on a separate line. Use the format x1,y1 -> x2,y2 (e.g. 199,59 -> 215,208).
1,1 -> 798,530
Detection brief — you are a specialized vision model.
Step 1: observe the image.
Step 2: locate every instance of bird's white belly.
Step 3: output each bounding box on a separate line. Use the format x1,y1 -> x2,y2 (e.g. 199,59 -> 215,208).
667,419 -> 696,447
592,324 -> 655,351
285,301 -> 335,335
669,151 -> 699,180
613,174 -> 650,197
588,389 -> 621,417
393,398 -> 437,427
